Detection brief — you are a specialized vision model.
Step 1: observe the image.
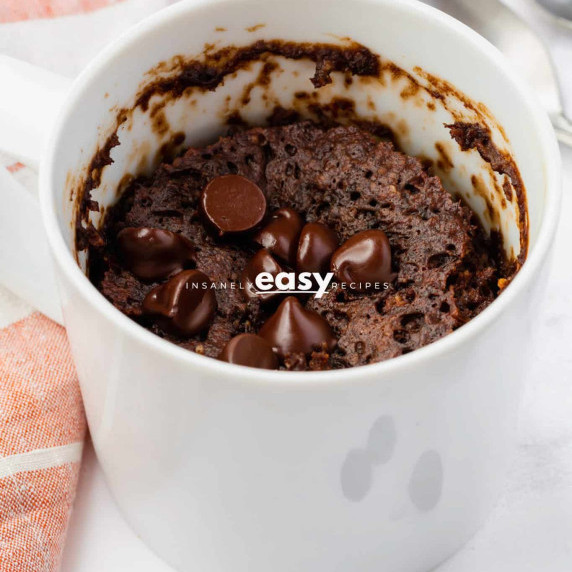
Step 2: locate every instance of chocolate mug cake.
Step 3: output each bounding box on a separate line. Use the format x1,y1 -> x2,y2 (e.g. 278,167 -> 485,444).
80,40 -> 522,371
88,119 -> 512,371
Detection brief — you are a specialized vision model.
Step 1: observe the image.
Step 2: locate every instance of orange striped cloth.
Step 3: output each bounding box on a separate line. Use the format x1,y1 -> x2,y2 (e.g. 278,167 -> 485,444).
0,1 -> 118,23
0,309 -> 86,572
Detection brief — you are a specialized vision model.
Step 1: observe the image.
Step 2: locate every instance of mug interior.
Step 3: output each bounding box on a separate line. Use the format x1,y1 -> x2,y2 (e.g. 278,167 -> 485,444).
47,0 -> 554,360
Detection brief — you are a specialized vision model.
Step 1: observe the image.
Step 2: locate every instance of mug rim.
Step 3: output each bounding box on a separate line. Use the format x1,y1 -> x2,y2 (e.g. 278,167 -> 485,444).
40,0 -> 562,388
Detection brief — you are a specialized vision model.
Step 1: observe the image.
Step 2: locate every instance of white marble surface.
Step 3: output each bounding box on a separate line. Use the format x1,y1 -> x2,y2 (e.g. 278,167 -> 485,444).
56,1 -> 572,570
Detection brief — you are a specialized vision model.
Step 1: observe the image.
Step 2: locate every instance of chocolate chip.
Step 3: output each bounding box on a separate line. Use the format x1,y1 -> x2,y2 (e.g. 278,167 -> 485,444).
296,222 -> 338,273
117,227 -> 195,281
330,229 -> 394,291
219,333 -> 278,369
253,208 -> 303,266
200,174 -> 267,237
142,270 -> 217,336
259,296 -> 336,357
241,249 -> 284,303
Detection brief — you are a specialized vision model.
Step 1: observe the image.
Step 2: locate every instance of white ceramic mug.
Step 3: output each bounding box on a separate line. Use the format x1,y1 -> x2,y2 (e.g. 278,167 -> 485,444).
0,1 -> 561,571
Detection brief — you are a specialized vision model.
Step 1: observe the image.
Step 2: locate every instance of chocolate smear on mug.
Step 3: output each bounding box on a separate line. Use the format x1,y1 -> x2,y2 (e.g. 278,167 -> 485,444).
446,121 -> 528,269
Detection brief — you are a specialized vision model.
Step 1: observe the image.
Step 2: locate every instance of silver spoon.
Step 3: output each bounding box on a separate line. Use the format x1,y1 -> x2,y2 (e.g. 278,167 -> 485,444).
537,0 -> 572,23
427,0 -> 572,146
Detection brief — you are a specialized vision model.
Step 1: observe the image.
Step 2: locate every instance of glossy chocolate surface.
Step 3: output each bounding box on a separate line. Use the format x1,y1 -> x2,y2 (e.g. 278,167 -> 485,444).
143,270 -> 217,336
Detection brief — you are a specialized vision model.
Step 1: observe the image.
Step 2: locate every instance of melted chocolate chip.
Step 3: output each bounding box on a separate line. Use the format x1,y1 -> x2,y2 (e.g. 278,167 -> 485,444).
219,333 -> 278,369
241,249 -> 284,303
117,227 -> 195,281
253,208 -> 303,266
330,229 -> 394,290
259,296 -> 336,357
296,222 -> 339,273
142,270 -> 217,336
200,174 -> 267,237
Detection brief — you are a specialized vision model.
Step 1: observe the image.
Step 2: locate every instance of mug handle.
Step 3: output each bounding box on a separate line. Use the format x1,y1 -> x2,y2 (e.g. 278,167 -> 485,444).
0,56 -> 72,324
